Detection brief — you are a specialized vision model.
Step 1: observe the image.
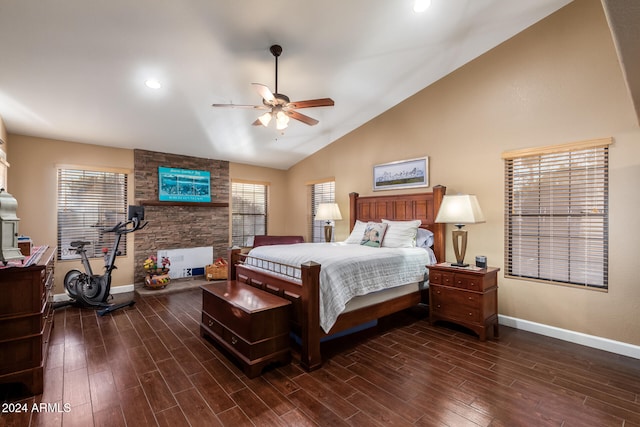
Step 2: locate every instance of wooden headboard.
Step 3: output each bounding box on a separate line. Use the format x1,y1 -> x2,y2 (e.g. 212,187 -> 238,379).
348,185 -> 446,262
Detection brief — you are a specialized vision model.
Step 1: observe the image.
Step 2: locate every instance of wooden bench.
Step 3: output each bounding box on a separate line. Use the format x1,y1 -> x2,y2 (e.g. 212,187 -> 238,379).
200,280 -> 291,378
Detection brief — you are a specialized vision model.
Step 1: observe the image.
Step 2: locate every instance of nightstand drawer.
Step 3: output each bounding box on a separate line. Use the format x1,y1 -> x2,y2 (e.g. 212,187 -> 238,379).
453,275 -> 484,291
430,286 -> 481,322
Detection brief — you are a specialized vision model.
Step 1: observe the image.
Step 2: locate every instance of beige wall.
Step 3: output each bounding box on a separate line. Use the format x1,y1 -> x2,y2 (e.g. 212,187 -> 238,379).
7,134 -> 135,294
285,0 -> 640,346
229,162 -> 288,237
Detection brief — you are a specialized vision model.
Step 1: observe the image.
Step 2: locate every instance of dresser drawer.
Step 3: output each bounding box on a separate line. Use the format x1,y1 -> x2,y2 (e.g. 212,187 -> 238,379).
0,312 -> 44,341
0,334 -> 43,375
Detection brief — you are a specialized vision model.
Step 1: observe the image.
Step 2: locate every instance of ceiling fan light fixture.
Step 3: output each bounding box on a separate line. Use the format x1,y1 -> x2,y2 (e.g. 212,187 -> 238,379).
276,111 -> 289,130
258,112 -> 272,127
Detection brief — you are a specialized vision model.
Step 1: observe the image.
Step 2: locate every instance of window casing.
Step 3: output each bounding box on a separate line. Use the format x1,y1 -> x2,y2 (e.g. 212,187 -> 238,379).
232,181 -> 268,247
57,168 -> 128,260
311,181 -> 336,242
503,139 -> 610,289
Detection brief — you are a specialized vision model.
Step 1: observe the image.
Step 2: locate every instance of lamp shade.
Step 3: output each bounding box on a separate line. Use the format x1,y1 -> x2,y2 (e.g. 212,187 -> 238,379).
435,195 -> 485,225
315,203 -> 342,221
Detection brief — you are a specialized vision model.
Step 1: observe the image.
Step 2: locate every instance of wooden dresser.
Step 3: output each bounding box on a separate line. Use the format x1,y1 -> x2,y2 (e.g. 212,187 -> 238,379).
429,263 -> 499,341
0,246 -> 56,395
200,281 -> 291,378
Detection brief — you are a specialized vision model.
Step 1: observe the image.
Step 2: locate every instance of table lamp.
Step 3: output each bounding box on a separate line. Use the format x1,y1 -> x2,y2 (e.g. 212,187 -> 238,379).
435,194 -> 485,267
315,203 -> 342,242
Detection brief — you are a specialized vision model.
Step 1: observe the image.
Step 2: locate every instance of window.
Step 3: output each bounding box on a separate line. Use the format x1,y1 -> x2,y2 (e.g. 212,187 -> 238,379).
232,181 -> 268,247
57,168 -> 128,260
311,180 -> 336,242
503,138 -> 611,289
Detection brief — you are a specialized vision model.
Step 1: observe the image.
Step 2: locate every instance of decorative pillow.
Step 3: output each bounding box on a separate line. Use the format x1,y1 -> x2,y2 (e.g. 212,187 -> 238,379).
416,228 -> 434,248
344,220 -> 368,244
381,219 -> 422,248
360,222 -> 388,248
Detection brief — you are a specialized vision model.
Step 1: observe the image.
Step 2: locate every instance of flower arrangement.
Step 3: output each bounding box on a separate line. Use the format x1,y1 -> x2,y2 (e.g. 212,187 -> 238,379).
143,255 -> 170,274
161,256 -> 170,269
143,255 -> 157,270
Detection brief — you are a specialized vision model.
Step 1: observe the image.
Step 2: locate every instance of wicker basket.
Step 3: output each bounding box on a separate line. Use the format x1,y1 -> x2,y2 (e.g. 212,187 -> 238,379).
145,272 -> 171,289
206,258 -> 228,280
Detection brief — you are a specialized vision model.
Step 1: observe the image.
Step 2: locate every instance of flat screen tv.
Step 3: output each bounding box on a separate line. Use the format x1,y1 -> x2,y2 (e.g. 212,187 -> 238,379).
158,167 -> 211,203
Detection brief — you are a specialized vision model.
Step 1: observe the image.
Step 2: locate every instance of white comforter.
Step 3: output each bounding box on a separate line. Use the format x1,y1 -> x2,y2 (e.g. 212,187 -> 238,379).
246,242 -> 436,332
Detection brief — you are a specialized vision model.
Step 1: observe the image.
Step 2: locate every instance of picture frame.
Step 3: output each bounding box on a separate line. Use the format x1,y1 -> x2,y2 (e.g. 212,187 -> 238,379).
373,156 -> 429,191
158,167 -> 211,202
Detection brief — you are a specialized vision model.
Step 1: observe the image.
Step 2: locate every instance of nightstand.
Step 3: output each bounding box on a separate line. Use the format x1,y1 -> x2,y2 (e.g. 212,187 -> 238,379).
428,263 -> 499,341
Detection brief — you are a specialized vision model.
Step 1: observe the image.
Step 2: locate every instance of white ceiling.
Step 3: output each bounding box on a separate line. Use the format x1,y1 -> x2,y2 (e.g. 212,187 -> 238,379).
0,0 -> 573,170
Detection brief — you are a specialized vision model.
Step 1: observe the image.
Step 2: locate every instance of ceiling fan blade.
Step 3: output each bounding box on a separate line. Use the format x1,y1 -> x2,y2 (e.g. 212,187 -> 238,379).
285,110 -> 319,126
287,98 -> 334,109
252,83 -> 276,104
211,103 -> 270,110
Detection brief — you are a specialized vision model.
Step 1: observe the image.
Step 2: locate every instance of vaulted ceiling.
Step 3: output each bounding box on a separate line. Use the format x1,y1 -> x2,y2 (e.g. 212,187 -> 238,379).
0,1 -> 596,170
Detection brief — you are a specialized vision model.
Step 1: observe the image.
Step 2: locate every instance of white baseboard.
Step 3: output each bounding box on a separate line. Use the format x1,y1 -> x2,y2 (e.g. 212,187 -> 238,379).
52,284 -> 135,302
499,315 -> 640,360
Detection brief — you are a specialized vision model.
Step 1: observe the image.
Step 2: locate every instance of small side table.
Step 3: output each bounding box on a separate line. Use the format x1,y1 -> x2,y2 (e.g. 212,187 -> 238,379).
429,263 -> 499,341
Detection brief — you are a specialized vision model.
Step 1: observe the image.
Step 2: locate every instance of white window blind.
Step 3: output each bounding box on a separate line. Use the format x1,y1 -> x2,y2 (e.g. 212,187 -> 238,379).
232,182 -> 267,247
57,168 -> 128,260
311,181 -> 336,242
503,139 -> 611,289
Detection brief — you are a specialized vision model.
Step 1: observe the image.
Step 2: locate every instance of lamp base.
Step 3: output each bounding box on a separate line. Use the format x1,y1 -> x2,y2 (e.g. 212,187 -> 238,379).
451,227 -> 468,267
450,262 -> 469,268
324,225 -> 333,243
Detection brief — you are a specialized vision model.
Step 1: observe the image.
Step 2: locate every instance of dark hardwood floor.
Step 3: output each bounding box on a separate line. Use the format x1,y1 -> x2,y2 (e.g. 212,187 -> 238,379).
1,287 -> 639,426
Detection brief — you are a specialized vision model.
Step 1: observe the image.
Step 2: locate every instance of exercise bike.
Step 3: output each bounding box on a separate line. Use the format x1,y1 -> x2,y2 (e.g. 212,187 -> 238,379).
56,207 -> 147,316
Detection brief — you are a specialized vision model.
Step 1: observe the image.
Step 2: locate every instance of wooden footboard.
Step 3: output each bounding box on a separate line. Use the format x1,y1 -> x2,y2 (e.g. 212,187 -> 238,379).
228,248 -> 323,371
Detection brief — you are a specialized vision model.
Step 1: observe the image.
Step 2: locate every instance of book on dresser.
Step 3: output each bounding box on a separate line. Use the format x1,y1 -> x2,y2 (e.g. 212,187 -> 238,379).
0,246 -> 56,395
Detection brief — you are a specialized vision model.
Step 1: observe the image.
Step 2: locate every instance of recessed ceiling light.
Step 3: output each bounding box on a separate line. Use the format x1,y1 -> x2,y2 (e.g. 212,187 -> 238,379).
413,0 -> 431,13
145,79 -> 162,89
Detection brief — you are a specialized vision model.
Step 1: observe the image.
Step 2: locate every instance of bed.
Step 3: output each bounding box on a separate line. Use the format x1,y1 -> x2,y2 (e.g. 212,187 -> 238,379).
227,185 -> 446,371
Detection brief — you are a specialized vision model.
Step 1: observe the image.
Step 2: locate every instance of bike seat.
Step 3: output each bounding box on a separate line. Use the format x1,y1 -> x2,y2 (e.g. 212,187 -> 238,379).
70,240 -> 91,248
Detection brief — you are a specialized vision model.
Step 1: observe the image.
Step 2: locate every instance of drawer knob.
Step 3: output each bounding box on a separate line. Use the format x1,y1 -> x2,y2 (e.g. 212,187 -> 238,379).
208,320 -> 213,327
469,312 -> 473,316
436,304 -> 441,308
231,336 -> 238,345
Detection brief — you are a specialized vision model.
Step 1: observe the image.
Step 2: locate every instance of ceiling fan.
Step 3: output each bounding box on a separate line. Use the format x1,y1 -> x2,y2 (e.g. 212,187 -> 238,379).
211,44 -> 334,130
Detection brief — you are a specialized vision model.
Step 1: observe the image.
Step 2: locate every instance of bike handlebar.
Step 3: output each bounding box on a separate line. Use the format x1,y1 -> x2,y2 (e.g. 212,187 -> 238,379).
101,218 -> 148,235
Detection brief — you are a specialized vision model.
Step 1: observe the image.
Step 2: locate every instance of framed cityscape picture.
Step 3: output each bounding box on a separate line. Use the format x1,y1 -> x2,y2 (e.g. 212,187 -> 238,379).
373,157 -> 429,191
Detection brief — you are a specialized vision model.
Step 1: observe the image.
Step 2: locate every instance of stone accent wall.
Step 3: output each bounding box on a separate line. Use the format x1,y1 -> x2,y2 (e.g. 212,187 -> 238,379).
133,149 -> 229,284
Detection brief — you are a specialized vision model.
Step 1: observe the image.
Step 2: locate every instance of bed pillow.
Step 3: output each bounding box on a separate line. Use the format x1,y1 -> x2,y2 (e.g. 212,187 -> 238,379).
360,222 -> 388,248
416,228 -> 434,248
381,219 -> 422,248
344,220 -> 368,244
